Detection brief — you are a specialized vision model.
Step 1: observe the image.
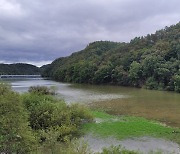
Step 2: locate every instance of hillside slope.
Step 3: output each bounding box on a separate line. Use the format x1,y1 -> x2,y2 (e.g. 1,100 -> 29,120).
0,63 -> 40,75
42,22 -> 180,92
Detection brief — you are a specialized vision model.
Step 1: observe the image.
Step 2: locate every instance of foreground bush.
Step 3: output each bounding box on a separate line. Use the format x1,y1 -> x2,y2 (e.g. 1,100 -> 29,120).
0,83 -> 11,95
28,86 -> 56,95
0,83 -> 37,153
22,92 -> 93,143
0,84 -> 93,153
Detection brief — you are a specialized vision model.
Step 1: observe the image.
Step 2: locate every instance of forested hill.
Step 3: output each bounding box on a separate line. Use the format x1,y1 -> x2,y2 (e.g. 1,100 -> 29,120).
42,22 -> 180,92
0,63 -> 40,75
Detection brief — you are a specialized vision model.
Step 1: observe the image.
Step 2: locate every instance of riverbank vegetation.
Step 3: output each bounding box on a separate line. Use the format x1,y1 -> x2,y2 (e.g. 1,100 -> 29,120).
0,84 -> 93,153
42,22 -> 180,93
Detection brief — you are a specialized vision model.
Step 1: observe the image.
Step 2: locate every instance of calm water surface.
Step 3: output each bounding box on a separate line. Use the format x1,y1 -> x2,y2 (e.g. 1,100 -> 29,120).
1,78 -> 180,127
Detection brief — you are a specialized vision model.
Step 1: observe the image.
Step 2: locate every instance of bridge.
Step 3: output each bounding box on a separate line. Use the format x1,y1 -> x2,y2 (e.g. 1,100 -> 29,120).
0,75 -> 41,79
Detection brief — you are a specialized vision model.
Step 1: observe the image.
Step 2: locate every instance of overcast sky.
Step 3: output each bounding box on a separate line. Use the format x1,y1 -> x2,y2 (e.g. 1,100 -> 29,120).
0,0 -> 180,66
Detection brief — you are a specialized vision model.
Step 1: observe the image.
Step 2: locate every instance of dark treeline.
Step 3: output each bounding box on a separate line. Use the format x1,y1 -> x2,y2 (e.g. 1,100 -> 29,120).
42,22 -> 180,92
0,63 -> 40,75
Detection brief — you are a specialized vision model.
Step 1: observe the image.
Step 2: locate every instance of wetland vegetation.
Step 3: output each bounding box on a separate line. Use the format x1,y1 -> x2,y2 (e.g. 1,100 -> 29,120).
82,111 -> 180,145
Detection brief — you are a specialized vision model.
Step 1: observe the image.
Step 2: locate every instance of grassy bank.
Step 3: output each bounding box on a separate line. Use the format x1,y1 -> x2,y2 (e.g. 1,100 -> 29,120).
82,111 -> 180,145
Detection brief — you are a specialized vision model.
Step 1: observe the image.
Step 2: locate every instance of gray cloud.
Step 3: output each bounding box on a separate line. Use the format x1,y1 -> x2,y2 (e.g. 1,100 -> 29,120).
0,0 -> 180,66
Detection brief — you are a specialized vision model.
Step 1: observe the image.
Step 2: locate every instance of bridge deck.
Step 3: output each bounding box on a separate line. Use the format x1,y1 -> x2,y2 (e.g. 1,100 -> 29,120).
0,75 -> 41,78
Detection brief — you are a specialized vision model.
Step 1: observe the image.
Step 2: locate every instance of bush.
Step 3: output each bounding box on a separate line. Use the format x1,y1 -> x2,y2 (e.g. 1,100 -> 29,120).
22,94 -> 64,130
0,83 -> 11,95
22,92 -> 93,143
28,86 -> 56,95
0,84 -> 37,153
0,84 -> 94,153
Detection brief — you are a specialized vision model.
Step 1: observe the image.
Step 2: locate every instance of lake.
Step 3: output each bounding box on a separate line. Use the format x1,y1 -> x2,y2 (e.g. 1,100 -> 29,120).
1,78 -> 180,127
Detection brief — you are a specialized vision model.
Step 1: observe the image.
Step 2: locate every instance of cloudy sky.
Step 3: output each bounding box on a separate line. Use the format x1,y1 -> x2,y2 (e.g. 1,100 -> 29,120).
0,0 -> 180,66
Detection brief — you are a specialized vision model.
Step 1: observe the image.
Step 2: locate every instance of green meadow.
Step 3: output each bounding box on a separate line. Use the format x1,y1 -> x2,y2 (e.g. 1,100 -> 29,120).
82,111 -> 180,144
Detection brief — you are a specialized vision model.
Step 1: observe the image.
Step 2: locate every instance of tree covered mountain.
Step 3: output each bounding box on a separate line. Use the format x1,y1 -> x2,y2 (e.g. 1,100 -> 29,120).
42,22 -> 180,92
0,63 -> 40,75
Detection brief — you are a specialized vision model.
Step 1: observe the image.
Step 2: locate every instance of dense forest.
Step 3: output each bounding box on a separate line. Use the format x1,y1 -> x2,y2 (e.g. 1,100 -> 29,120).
0,63 -> 40,75
42,22 -> 180,92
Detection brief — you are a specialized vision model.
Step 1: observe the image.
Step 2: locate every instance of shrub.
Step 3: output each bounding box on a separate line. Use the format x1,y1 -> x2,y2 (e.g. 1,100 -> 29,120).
22,92 -> 93,143
28,86 -> 56,95
0,83 -> 11,95
0,84 -> 37,153
0,84 -> 94,153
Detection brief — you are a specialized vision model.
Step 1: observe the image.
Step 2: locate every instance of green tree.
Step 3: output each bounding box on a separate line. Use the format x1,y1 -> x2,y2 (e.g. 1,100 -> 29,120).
129,61 -> 142,87
145,77 -> 158,90
174,75 -> 180,92
93,65 -> 113,84
142,55 -> 159,78
111,66 -> 129,86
